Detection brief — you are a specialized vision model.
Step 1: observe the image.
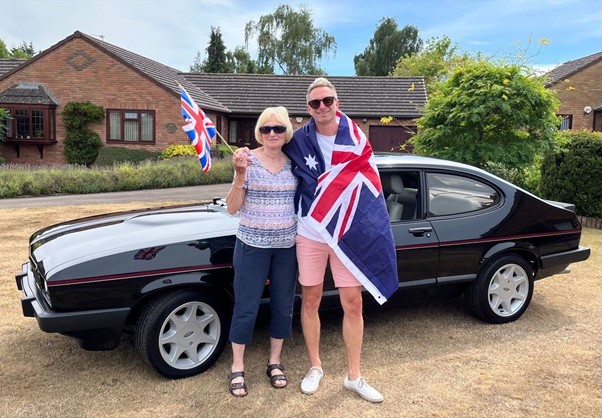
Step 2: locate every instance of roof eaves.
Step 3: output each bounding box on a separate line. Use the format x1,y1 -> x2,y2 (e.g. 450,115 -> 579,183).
77,32 -> 230,113
545,51 -> 602,87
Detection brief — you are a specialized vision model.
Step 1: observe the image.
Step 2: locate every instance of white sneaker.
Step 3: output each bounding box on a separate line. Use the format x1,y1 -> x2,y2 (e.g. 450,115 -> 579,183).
343,375 -> 384,403
300,366 -> 324,395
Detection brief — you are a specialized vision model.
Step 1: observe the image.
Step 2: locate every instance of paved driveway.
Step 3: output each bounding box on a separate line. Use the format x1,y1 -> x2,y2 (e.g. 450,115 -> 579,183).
0,183 -> 232,208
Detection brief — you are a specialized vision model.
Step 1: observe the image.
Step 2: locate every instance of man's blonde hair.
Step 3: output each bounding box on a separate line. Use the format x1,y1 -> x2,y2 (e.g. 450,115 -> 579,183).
306,77 -> 338,101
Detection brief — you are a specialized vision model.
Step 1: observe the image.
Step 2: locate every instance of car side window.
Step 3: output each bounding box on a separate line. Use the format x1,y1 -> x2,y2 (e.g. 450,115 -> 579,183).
380,170 -> 420,222
427,172 -> 499,217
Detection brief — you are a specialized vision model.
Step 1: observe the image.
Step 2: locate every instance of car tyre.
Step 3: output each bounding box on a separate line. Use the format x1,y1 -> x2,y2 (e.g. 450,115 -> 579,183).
468,255 -> 534,324
135,289 -> 229,379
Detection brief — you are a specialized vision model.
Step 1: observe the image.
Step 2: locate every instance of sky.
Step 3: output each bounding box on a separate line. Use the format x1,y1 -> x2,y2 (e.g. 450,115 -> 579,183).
1,0 -> 600,75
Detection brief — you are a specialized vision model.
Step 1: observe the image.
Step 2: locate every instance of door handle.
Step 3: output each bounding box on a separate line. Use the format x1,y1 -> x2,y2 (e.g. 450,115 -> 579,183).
408,227 -> 433,237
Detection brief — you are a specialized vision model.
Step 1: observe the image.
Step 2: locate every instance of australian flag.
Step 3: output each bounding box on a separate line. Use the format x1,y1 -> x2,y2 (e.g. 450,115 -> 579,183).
179,83 -> 216,172
284,111 -> 398,304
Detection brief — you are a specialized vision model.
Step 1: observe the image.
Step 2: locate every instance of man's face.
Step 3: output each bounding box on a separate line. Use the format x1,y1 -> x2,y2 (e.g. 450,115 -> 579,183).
307,86 -> 339,124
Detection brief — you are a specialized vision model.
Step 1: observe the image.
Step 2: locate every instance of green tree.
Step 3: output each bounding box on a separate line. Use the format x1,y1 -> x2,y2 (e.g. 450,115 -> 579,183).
0,107 -> 10,141
190,27 -> 228,73
11,41 -> 36,58
392,36 -> 470,94
412,59 -> 560,170
189,51 -> 204,73
354,18 -> 422,76
226,46 -> 258,73
0,39 -> 35,59
0,39 -> 9,58
203,27 -> 228,73
190,30 -> 258,74
244,4 -> 336,75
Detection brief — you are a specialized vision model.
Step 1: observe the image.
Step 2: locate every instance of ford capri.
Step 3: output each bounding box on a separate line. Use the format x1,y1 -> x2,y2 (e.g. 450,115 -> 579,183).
16,154 -> 590,378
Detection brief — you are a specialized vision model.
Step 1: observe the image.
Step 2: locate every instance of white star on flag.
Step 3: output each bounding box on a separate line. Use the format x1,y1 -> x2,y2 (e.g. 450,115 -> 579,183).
304,154 -> 318,170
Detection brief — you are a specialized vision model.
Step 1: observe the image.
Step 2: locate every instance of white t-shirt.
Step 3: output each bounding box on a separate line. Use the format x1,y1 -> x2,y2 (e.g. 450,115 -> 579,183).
297,132 -> 336,243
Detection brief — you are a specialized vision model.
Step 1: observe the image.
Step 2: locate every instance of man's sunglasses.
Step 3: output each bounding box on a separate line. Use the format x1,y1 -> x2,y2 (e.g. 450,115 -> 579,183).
259,125 -> 287,134
307,96 -> 337,110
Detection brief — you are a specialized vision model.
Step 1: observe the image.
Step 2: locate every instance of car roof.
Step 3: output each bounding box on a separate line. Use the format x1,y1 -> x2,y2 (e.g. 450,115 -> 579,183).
375,153 -> 476,171
374,153 -> 518,192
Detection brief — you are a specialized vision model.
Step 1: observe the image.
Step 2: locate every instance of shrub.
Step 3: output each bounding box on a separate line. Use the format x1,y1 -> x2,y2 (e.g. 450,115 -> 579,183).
94,147 -> 162,166
162,143 -> 237,160
161,144 -> 197,159
0,157 -> 235,198
62,101 -> 105,166
64,129 -> 103,166
216,143 -> 236,157
540,130 -> 602,217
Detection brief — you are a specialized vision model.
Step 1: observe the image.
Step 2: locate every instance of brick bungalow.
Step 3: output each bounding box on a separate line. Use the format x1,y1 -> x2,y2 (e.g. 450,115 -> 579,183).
0,31 -> 427,165
545,51 -> 602,132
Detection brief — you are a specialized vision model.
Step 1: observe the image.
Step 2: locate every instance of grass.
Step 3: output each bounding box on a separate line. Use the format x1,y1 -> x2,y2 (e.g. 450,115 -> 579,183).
0,201 -> 600,418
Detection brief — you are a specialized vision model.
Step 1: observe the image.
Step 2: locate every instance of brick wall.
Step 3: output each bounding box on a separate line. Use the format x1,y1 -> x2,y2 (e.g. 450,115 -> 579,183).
550,60 -> 602,131
0,38 -> 193,165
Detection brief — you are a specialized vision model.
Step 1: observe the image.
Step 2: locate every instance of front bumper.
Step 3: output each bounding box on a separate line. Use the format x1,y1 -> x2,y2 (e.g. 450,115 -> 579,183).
16,262 -> 130,334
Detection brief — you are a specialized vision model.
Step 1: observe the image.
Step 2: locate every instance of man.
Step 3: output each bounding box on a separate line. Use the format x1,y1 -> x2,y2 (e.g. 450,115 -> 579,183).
283,77 -> 398,403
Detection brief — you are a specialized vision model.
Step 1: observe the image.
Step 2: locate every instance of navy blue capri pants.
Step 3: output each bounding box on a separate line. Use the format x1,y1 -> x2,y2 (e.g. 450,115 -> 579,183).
229,239 -> 297,345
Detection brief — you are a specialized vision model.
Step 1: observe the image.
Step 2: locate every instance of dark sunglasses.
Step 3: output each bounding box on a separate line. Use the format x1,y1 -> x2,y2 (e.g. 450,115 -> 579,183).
259,125 -> 287,134
307,96 -> 337,109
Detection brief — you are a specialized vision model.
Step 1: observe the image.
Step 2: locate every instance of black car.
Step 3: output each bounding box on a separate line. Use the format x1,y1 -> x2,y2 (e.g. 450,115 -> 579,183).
16,154 -> 590,379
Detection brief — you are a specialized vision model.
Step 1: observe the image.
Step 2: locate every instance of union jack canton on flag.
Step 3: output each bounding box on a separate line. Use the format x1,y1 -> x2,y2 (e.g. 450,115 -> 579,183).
283,111 -> 399,305
179,83 -> 216,172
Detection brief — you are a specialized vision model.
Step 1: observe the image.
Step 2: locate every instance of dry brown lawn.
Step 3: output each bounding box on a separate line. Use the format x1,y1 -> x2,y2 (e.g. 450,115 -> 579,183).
1,202 -> 600,418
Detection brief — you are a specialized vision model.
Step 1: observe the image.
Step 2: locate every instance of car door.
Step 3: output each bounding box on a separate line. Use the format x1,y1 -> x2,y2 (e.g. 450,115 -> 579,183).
425,171 -> 502,283
381,170 -> 439,288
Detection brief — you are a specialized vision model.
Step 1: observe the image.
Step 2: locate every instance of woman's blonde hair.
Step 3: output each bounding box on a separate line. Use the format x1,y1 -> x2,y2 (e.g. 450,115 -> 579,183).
254,106 -> 294,144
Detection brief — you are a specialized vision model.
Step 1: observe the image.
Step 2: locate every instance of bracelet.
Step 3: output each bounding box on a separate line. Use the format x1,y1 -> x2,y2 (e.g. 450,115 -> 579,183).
232,180 -> 244,189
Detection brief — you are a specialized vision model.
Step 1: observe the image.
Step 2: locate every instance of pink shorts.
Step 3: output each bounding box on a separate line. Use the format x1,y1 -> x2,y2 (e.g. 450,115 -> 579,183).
295,235 -> 361,288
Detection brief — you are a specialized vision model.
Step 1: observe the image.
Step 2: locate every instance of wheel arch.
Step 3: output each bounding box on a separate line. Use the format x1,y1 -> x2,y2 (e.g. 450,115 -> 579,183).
481,241 -> 539,275
125,272 -> 234,328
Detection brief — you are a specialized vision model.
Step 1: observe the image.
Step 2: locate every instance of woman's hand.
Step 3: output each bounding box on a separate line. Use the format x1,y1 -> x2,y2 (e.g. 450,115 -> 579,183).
232,147 -> 251,174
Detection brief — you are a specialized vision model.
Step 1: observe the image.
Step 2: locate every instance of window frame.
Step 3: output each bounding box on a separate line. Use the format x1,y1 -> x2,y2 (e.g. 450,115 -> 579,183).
106,109 -> 156,144
426,171 -> 501,217
0,104 -> 56,142
558,114 -> 573,131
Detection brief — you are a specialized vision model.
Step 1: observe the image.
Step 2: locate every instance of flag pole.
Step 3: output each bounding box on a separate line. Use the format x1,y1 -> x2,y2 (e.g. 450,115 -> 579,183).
176,81 -> 235,155
214,130 -> 235,154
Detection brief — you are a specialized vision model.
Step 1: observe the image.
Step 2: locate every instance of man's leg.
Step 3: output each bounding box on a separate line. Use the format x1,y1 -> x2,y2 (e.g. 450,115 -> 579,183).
301,283 -> 324,368
338,286 -> 383,403
338,286 -> 363,380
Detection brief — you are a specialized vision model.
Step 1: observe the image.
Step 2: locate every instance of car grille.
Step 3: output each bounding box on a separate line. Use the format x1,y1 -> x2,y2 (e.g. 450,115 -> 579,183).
29,257 -> 51,306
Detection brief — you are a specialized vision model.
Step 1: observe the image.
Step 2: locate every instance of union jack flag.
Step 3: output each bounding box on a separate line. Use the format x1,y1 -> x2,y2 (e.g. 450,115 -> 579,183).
134,246 -> 166,260
284,111 -> 398,304
179,83 -> 216,172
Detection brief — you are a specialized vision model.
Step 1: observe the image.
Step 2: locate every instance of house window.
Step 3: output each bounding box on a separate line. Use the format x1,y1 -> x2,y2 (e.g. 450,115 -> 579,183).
0,106 -> 55,140
559,115 -> 572,131
107,110 -> 155,143
228,120 -> 238,144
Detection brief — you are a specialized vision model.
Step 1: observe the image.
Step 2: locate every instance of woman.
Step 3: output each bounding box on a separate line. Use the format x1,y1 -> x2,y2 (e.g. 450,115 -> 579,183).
225,106 -> 298,397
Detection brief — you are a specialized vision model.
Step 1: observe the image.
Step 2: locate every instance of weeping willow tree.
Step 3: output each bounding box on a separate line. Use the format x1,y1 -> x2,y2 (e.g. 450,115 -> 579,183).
244,4 -> 336,75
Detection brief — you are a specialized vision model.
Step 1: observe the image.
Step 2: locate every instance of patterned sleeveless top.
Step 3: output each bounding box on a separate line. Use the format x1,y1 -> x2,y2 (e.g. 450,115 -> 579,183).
237,153 -> 297,248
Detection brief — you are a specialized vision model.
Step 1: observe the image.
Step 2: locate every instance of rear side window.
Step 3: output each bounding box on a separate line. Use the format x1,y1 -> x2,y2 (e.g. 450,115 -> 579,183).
427,173 -> 499,216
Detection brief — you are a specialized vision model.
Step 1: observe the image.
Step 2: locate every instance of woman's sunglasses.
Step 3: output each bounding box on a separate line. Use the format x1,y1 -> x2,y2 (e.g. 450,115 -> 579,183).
259,125 -> 287,134
307,96 -> 337,110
